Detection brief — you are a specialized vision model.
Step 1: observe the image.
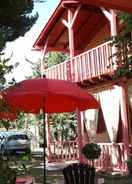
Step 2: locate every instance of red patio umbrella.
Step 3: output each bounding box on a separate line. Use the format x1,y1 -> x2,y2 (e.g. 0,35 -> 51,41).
2,78 -> 99,113
2,78 -> 99,183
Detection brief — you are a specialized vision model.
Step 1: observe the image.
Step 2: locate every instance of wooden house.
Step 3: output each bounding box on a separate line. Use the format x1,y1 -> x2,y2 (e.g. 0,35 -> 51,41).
33,0 -> 132,172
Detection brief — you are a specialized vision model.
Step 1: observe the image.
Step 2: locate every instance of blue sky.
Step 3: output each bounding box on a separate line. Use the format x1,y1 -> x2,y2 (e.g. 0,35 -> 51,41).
5,0 -> 60,82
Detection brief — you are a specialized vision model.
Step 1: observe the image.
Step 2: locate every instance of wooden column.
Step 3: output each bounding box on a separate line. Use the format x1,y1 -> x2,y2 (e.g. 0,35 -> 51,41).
62,5 -> 81,80
101,8 -> 117,69
68,9 -> 74,59
119,80 -> 130,157
110,10 -> 117,36
40,38 -> 48,78
101,8 -> 117,37
62,5 -> 83,163
76,108 -> 83,162
41,39 -> 52,162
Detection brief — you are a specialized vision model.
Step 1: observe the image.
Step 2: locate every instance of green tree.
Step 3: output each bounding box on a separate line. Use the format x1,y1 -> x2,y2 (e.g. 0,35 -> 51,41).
0,0 -> 39,91
16,112 -> 27,129
49,113 -> 77,141
47,52 -> 68,67
0,119 -> 13,131
119,12 -> 132,34
110,12 -> 132,79
0,0 -> 38,51
0,55 -> 14,90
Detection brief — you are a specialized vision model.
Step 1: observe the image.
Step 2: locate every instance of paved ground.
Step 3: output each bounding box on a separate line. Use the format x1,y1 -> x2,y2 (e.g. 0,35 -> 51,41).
29,161 -> 67,184
15,149 -> 132,184
20,161 -> 132,184
22,149 -> 67,184
31,159 -> 73,183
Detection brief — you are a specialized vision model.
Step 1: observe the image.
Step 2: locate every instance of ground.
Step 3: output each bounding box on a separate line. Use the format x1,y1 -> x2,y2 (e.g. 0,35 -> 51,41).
15,150 -> 64,184
8,150 -> 132,184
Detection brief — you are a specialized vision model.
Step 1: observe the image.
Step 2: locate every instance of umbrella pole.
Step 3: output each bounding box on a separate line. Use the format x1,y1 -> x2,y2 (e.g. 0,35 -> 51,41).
43,109 -> 46,184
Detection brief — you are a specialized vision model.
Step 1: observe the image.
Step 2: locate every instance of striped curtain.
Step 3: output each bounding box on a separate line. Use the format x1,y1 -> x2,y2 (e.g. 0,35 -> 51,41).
98,86 -> 121,142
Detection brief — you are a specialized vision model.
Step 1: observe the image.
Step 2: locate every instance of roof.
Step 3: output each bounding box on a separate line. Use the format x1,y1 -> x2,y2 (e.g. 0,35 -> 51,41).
33,0 -> 132,54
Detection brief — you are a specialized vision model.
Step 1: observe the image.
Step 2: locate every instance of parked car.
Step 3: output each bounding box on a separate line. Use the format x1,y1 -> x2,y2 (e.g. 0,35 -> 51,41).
0,131 -> 8,150
0,131 -> 31,155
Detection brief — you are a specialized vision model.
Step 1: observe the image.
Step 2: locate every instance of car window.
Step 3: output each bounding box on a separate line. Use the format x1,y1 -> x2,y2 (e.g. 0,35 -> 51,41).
15,134 -> 29,140
8,134 -> 29,141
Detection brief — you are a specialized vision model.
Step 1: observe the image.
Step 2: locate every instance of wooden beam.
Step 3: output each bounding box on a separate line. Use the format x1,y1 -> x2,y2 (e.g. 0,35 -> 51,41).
118,80 -> 130,157
83,0 -> 132,13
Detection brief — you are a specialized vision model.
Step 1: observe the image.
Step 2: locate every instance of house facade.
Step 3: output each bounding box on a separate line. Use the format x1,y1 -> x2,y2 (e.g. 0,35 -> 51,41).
33,0 -> 132,172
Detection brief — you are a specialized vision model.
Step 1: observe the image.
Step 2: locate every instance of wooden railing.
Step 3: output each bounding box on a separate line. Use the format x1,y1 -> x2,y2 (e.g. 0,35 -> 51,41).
49,142 -> 128,172
83,143 -> 127,172
95,143 -> 127,172
49,141 -> 79,161
44,41 -> 114,82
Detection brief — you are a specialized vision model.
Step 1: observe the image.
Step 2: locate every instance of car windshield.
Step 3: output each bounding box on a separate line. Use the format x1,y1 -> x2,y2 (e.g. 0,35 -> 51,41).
8,134 -> 28,141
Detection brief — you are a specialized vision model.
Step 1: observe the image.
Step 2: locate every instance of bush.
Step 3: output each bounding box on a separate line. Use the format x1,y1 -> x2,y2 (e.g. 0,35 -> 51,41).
82,143 -> 101,161
126,155 -> 132,174
0,156 -> 16,184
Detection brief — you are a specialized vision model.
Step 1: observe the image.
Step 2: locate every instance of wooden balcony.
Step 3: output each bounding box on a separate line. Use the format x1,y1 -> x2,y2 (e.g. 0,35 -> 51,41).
44,41 -> 115,86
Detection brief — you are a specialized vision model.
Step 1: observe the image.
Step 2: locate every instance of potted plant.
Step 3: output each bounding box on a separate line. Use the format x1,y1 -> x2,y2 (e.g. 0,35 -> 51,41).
82,143 -> 101,167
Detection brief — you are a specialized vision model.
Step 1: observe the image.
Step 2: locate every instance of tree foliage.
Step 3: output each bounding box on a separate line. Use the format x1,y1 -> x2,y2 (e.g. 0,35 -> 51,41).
0,0 -> 38,92
0,0 -> 38,51
110,34 -> 132,78
109,12 -> 132,79
119,12 -> 132,34
47,52 -> 68,67
0,56 -> 14,90
0,119 -> 13,131
49,113 -> 77,141
0,1 -> 42,131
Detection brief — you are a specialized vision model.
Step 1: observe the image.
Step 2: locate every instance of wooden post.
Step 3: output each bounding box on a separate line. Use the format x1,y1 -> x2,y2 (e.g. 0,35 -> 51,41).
119,80 -> 130,158
76,109 -> 83,162
62,5 -> 81,80
68,9 -> 74,59
62,5 -> 83,163
40,38 -> 48,78
101,8 -> 117,37
110,10 -> 117,36
101,8 -> 117,69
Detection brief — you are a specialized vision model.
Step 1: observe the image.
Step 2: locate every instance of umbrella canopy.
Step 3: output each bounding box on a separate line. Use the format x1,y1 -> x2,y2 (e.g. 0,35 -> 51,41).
2,78 -> 99,184
3,78 -> 99,113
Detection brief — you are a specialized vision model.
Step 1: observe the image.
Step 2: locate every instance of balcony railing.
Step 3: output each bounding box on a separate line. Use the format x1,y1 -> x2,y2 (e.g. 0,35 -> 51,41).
44,41 -> 114,82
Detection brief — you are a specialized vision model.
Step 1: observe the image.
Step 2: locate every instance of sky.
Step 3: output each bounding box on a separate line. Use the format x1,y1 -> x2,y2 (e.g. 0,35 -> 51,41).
5,0 -> 60,82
